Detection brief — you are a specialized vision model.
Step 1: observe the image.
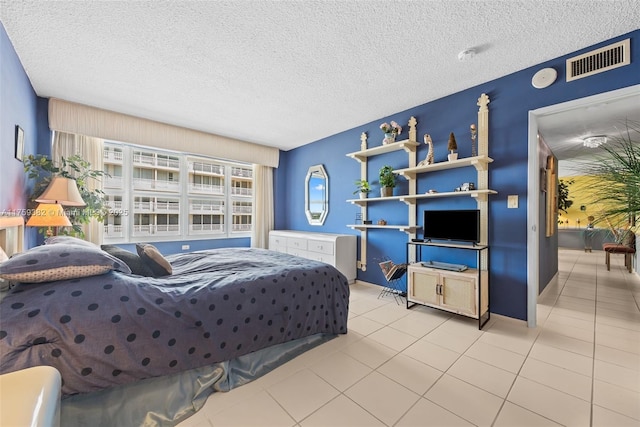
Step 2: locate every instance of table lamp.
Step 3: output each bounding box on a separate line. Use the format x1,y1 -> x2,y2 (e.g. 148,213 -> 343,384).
26,203 -> 72,237
27,176 -> 86,237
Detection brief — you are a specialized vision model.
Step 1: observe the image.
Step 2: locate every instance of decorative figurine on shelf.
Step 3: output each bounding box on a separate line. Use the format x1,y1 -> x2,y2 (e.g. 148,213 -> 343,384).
455,182 -> 476,192
377,219 -> 387,225
360,132 -> 368,151
418,134 -> 434,167
447,132 -> 458,161
470,124 -> 477,157
380,121 -> 402,145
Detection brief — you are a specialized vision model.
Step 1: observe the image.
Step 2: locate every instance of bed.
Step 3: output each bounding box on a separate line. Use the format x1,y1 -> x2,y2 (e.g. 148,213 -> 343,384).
0,218 -> 350,425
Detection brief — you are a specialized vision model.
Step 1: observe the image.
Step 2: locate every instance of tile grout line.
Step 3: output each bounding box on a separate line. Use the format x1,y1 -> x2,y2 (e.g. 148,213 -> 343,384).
589,253 -> 601,427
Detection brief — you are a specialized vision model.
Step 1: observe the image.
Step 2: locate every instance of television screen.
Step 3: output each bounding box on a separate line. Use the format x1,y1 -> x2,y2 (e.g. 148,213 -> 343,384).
423,209 -> 480,243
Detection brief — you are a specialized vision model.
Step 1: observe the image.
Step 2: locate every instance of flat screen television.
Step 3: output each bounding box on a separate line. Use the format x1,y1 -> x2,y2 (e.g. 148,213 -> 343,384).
423,209 -> 480,243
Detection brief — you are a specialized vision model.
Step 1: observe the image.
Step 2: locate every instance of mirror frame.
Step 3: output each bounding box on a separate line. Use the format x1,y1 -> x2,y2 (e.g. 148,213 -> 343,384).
305,164 -> 329,226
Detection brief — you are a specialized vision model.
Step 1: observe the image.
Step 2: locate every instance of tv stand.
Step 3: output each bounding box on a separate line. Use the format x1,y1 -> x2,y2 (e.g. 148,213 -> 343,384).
407,242 -> 490,329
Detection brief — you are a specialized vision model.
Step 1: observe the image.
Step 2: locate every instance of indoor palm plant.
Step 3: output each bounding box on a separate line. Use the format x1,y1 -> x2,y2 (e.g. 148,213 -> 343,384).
578,121 -> 639,243
23,154 -> 110,237
379,165 -> 397,197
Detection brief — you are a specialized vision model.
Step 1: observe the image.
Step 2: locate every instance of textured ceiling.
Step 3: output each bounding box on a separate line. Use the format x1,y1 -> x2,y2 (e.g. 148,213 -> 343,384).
1,1 -> 639,151
537,90 -> 640,176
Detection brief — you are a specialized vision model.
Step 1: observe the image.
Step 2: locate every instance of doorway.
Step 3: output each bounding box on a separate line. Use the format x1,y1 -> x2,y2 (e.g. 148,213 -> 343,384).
527,84 -> 640,328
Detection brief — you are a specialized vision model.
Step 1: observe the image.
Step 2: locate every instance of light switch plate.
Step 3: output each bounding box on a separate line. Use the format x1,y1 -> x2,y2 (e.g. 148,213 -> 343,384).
508,195 -> 518,208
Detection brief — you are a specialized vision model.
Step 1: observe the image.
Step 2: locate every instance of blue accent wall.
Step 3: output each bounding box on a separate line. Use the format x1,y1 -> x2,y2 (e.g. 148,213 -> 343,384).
0,23 -> 51,249
276,30 -> 640,322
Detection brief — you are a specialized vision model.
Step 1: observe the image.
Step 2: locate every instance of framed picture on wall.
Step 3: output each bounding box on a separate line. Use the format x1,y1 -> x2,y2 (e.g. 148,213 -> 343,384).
15,125 -> 24,162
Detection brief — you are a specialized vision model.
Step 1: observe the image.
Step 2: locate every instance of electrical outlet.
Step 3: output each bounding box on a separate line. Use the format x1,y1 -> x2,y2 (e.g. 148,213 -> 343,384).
508,195 -> 519,209
181,244 -> 190,250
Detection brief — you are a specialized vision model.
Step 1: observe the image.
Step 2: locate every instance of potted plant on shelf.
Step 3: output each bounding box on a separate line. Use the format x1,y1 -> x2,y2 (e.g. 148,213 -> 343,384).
380,121 -> 402,145
353,179 -> 372,199
447,132 -> 458,161
379,165 -> 397,197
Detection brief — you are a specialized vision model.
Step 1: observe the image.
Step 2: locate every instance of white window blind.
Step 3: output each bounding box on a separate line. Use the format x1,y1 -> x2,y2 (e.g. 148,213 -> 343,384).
48,98 -> 280,168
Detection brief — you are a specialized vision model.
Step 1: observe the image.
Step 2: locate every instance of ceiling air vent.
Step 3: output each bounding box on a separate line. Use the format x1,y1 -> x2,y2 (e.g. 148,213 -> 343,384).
566,39 -> 630,82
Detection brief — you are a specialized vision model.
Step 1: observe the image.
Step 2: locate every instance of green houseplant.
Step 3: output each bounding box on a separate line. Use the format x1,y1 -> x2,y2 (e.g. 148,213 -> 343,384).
557,178 -> 574,214
23,154 -> 110,237
353,179 -> 372,198
379,165 -> 397,197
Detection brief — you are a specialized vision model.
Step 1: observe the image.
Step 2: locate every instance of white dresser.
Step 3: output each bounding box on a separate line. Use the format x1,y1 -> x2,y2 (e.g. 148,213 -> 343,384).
269,230 -> 357,283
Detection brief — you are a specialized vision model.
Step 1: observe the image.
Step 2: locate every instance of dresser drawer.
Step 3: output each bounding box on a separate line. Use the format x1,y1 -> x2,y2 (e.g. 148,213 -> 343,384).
286,248 -> 308,258
269,235 -> 286,248
306,252 -> 335,266
307,239 -> 334,255
286,237 -> 307,250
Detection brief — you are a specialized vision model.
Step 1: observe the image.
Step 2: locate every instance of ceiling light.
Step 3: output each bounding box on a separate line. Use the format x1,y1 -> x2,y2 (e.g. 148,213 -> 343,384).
457,49 -> 476,61
583,136 -> 607,148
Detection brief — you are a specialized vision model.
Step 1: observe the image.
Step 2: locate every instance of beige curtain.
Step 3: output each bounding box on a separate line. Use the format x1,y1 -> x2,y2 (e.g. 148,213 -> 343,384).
251,165 -> 274,249
52,132 -> 104,244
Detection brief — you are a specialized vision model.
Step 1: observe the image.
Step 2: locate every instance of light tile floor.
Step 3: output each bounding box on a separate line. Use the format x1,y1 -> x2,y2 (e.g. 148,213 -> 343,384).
179,249 -> 640,426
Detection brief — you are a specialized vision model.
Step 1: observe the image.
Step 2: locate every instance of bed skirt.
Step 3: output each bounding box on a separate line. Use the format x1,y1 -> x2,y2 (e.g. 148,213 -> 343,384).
60,333 -> 335,427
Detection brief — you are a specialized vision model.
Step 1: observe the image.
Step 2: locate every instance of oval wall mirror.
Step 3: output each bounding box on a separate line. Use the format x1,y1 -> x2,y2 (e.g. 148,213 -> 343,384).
305,164 -> 328,225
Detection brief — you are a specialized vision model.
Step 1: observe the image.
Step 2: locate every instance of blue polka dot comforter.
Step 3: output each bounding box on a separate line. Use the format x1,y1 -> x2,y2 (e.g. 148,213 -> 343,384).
0,248 -> 349,396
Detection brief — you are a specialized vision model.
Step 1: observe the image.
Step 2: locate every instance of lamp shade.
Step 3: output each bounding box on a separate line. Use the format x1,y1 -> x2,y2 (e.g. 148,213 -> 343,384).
26,203 -> 72,227
35,176 -> 86,207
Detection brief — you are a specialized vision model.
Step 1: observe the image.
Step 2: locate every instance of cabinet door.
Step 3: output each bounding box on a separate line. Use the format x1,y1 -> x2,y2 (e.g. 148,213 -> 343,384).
440,275 -> 477,317
408,269 -> 440,306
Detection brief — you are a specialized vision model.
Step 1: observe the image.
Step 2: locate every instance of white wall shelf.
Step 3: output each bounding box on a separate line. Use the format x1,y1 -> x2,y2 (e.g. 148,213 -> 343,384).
346,195 -> 406,205
395,155 -> 494,179
348,189 -> 498,206
400,189 -> 498,204
345,94 -> 494,275
346,140 -> 419,163
347,224 -> 421,233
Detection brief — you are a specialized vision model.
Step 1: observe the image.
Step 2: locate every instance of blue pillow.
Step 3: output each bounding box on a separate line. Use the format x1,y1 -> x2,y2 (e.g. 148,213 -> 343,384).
0,243 -> 131,283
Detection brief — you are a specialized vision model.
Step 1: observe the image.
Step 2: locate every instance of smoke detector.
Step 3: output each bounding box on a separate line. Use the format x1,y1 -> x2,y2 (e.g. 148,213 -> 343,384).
531,68 -> 557,89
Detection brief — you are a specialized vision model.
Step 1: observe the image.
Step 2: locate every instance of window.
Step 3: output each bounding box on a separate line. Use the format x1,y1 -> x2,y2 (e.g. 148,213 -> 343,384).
102,142 -> 253,243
